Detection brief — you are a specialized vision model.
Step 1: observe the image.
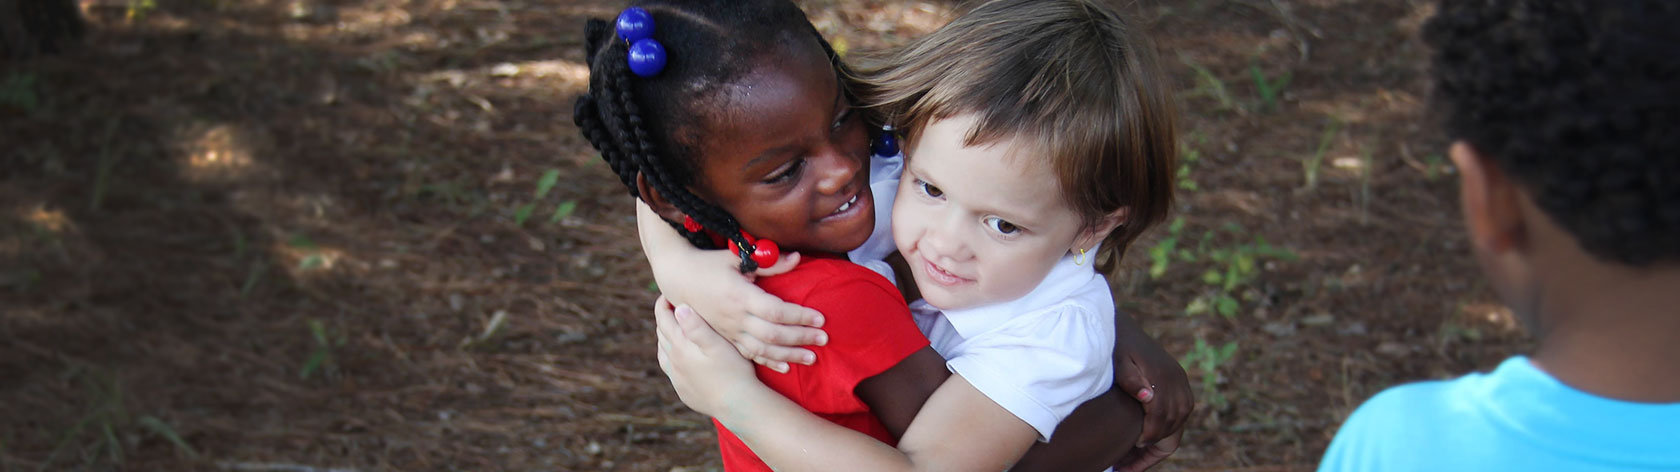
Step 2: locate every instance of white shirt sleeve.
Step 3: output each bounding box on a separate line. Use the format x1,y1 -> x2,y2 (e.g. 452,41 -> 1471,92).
847,151 -> 904,284
943,305 -> 1115,441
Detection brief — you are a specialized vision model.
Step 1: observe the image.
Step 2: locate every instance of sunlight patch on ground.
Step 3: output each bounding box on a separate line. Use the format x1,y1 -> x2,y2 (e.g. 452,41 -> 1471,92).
23,205 -> 73,235
418,58 -> 591,95
1461,302 -> 1521,333
177,123 -> 266,183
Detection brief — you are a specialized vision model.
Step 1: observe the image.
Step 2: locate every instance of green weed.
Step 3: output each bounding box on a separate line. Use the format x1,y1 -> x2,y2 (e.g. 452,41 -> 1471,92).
549,200 -> 578,224
1175,138 -> 1203,192
1248,58 -> 1292,112
1157,223 -> 1298,319
126,0 -> 158,21
514,169 -> 561,226
300,319 -> 347,380
1181,57 -> 1237,111
1147,217 -> 1188,279
1181,337 -> 1239,409
1423,153 -> 1448,181
1301,117 -> 1342,192
40,366 -> 198,471
288,234 -> 325,270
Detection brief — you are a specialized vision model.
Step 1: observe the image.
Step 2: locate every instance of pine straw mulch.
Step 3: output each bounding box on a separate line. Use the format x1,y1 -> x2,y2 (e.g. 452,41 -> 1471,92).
1,0 -> 1528,471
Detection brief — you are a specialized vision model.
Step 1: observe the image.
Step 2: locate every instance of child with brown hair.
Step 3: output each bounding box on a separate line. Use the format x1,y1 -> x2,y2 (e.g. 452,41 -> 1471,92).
653,0 -> 1181,469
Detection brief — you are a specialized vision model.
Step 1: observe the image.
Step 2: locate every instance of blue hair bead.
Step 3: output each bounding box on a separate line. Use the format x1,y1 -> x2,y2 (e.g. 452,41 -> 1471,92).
615,7 -> 655,42
627,38 -> 667,77
871,125 -> 899,157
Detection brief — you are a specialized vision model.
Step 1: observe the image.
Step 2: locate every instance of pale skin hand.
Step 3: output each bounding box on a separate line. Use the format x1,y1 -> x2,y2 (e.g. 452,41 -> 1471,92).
636,200 -> 827,372
655,298 -> 1039,471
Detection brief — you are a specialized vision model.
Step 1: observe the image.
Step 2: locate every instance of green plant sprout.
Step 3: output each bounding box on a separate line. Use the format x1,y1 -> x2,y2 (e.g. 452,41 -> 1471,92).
300,319 -> 347,380
1249,57 -> 1292,112
1181,56 -> 1237,111
1153,222 -> 1298,319
288,234 -> 326,270
550,200 -> 578,224
1180,337 -> 1240,409
41,366 -> 198,470
1424,153 -> 1448,181
1302,117 -> 1342,192
126,0 -> 158,21
1148,217 -> 1188,279
1176,139 -> 1203,192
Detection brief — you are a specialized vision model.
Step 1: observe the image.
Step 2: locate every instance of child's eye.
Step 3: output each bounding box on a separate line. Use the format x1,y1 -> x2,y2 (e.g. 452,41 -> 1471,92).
984,216 -> 1020,235
916,179 -> 944,198
764,158 -> 806,184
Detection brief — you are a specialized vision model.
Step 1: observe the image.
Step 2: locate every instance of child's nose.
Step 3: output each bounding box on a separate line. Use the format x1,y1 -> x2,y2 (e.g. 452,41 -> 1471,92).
813,147 -> 862,195
923,212 -> 971,261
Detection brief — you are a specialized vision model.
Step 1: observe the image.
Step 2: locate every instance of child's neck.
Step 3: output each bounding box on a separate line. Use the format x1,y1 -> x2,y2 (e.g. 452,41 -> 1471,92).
1528,253 -> 1680,403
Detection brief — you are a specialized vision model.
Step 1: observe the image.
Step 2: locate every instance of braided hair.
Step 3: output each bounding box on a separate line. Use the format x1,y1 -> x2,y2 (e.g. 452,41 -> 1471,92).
1423,0 -> 1680,266
572,0 -> 855,272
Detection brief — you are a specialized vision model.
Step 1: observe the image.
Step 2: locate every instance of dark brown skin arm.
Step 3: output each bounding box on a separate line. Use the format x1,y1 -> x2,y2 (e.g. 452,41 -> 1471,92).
853,346 -> 951,439
1013,384 -> 1146,471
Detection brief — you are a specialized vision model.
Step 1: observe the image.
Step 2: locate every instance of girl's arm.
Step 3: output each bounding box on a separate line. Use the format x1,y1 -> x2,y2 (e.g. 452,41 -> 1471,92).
1014,382 -> 1144,470
636,200 -> 826,371
1109,309 -> 1192,470
658,301 -> 1039,471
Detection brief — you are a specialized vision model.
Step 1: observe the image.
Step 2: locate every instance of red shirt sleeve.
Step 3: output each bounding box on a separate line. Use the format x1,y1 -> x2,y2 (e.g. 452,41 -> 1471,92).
756,260 -> 929,415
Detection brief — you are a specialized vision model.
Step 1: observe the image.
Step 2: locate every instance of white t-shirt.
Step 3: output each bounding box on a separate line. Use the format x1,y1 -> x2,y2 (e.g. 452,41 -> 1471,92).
849,149 -> 1116,442
910,252 -> 1116,442
846,149 -> 903,282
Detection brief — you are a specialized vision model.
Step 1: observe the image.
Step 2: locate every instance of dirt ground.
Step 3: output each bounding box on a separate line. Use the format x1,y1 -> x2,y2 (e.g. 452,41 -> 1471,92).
1,0 -> 1531,470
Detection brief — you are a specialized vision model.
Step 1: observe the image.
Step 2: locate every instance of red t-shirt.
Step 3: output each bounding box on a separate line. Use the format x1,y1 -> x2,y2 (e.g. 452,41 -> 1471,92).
713,254 -> 930,471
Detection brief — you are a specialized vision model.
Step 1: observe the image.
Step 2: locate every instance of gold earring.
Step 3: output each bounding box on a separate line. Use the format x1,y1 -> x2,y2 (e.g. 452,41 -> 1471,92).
1075,248 -> 1087,266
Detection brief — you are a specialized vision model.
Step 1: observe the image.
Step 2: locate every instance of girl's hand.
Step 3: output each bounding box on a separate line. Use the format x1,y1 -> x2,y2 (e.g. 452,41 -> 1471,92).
637,201 -> 827,372
654,296 -> 760,417
1110,313 -> 1193,471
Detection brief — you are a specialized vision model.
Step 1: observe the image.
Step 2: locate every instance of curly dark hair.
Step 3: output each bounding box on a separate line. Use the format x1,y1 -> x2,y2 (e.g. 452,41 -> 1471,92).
1422,0 -> 1680,266
572,0 -> 852,272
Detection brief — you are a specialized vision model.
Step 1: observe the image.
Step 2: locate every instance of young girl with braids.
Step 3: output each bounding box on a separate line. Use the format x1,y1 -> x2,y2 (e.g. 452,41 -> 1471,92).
575,0 -> 1183,470
644,0 -> 1185,470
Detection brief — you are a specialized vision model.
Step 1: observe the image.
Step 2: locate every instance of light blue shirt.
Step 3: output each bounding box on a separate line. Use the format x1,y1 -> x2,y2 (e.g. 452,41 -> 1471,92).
1318,356 -> 1680,472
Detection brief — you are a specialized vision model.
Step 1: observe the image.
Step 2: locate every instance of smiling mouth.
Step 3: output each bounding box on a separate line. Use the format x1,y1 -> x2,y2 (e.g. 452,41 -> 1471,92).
919,256 -> 973,286
832,194 -> 858,215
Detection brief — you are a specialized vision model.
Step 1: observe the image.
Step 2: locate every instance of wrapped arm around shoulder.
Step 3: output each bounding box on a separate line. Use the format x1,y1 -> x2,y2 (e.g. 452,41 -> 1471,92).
1012,381 -> 1144,471
657,295 -> 1039,471
1108,308 -> 1192,471
635,200 -> 827,369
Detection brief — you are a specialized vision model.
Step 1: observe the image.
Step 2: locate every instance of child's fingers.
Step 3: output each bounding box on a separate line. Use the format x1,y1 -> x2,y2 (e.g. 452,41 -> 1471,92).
673,304 -> 731,354
743,287 -> 826,329
653,296 -> 683,349
752,356 -> 791,374
753,251 -> 802,277
743,314 -> 827,348
750,343 -> 815,366
1117,430 -> 1180,472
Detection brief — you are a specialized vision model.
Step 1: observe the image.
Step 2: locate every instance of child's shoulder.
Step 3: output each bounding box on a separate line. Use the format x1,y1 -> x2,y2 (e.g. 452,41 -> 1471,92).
757,255 -> 900,306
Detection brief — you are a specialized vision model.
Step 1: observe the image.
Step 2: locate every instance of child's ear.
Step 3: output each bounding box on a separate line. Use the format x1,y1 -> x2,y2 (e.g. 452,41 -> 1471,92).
1450,141 -> 1527,255
635,172 -> 686,223
1075,207 -> 1130,251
